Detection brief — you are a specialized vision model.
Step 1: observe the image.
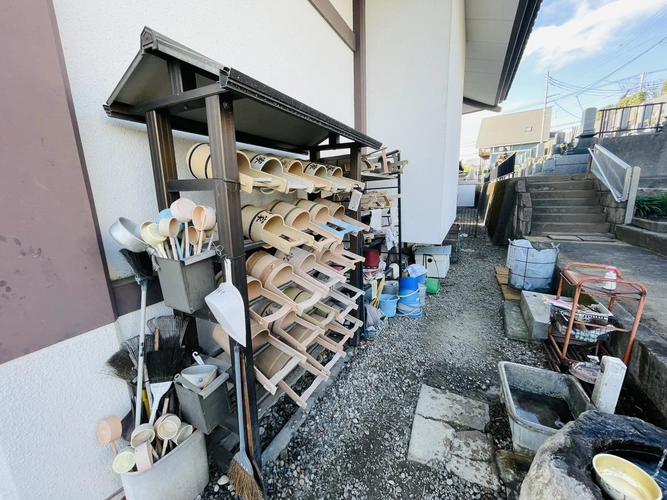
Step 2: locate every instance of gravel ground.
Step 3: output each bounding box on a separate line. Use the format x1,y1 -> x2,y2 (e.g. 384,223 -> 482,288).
203,228 -> 548,499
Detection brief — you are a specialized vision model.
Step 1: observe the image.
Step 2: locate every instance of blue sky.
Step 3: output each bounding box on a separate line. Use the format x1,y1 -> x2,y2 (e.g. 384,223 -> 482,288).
459,0 -> 667,160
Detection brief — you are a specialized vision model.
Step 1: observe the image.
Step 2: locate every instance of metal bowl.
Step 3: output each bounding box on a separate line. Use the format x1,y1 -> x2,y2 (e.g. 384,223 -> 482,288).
109,217 -> 150,253
593,453 -> 662,500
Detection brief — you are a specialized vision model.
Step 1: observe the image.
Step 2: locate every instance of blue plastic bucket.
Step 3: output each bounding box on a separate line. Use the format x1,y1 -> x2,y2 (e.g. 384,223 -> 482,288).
397,288 -> 422,318
379,294 -> 399,318
399,276 -> 418,292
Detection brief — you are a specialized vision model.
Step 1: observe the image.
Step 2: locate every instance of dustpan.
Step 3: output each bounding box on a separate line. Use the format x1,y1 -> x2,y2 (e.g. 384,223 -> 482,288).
205,259 -> 247,347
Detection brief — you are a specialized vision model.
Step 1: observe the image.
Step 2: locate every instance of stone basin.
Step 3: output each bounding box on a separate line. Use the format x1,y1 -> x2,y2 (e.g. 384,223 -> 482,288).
520,410 -> 667,499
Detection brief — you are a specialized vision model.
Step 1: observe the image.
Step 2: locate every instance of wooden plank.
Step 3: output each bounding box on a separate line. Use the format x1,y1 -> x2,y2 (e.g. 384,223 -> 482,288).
495,266 -> 509,276
496,274 -> 509,286
501,284 -> 521,301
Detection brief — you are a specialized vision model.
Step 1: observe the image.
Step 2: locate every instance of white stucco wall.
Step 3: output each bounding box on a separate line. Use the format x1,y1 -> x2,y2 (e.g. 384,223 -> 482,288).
366,0 -> 466,244
0,3 -> 355,499
51,0 -> 355,280
0,302 -> 171,500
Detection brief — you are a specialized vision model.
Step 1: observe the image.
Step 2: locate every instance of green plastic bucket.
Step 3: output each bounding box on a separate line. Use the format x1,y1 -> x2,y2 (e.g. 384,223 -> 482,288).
425,278 -> 440,294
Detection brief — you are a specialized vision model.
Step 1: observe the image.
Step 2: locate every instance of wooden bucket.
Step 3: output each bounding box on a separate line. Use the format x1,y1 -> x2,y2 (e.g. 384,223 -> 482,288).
241,205 -> 314,252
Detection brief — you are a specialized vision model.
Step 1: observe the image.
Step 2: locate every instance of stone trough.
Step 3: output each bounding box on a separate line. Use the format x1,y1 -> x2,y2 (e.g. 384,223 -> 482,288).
520,410 -> 667,499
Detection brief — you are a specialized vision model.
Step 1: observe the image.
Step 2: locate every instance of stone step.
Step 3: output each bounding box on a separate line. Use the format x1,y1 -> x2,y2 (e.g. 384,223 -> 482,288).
530,197 -> 599,207
532,212 -> 608,223
533,205 -> 604,214
530,189 -> 596,199
616,225 -> 667,257
632,218 -> 667,234
526,180 -> 594,191
531,221 -> 611,234
526,173 -> 588,182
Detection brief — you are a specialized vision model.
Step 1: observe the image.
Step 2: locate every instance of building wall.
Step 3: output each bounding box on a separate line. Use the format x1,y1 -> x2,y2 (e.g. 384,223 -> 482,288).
51,0 -> 356,280
365,0 -> 465,244
0,1 -> 355,499
0,302 -> 172,500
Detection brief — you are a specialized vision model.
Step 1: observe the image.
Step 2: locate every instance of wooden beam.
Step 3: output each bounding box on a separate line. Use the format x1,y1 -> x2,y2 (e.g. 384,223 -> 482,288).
308,0 -> 356,51
353,0 -> 366,132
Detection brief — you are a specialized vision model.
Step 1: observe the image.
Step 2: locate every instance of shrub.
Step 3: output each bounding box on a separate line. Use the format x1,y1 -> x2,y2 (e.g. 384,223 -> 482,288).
634,193 -> 667,218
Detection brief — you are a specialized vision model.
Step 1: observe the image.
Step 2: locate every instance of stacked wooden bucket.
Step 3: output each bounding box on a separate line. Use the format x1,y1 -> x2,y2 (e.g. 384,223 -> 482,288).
188,143 -> 366,409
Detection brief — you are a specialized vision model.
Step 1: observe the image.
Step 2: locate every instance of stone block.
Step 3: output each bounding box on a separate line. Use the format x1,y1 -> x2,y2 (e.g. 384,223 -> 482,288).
519,291 -> 559,340
415,386 -> 489,432
503,301 -> 535,343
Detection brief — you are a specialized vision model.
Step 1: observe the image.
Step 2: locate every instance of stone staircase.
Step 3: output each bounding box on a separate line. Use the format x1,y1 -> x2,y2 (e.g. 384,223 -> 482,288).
526,174 -> 611,235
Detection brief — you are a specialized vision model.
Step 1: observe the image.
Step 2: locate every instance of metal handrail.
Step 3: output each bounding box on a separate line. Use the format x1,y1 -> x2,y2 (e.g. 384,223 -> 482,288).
589,144 -> 641,224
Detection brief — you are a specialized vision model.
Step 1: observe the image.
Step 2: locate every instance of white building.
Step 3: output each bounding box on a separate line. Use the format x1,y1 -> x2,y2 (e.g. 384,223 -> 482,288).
0,0 -> 541,497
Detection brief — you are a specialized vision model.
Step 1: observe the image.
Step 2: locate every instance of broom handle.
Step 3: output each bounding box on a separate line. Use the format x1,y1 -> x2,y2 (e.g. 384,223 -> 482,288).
135,280 -> 148,428
233,346 -> 247,456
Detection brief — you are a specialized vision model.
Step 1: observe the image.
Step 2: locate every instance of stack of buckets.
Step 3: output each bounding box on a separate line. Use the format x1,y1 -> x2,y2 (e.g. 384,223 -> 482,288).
397,274 -> 424,318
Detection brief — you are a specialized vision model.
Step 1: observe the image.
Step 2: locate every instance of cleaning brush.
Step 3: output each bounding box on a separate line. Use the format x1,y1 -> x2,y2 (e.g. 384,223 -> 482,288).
228,346 -> 262,500
145,345 -> 189,424
119,248 -> 154,428
106,349 -> 136,382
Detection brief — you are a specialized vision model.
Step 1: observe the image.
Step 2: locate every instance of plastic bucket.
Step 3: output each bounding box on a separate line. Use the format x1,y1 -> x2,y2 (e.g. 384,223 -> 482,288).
383,280 -> 399,295
416,272 -> 427,285
399,276 -> 418,292
397,288 -> 422,318
426,278 -> 440,294
379,294 -> 399,318
418,284 -> 426,306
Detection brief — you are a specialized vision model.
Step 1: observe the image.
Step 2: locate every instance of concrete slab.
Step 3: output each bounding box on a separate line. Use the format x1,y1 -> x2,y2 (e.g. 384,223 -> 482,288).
450,430 -> 494,462
407,414 -> 454,466
503,301 -> 536,343
446,453 -> 500,491
408,385 -> 499,489
415,385 -> 489,432
519,291 -> 559,340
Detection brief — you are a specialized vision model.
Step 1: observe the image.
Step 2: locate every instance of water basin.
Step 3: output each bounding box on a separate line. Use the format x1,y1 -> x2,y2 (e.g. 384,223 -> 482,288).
499,361 -> 594,456
608,449 -> 667,496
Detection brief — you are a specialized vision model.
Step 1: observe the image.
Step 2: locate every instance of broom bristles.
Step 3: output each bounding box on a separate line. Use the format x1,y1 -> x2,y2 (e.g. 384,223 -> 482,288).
106,349 -> 136,382
228,459 -> 262,500
119,249 -> 153,281
145,347 -> 189,383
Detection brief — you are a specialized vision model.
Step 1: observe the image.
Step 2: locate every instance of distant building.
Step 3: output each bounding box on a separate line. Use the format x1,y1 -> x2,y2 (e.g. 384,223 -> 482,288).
476,108 -> 552,165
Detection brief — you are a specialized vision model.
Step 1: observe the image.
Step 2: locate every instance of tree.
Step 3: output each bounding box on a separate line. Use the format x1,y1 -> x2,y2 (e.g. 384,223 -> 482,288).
661,78 -> 667,95
616,91 -> 647,107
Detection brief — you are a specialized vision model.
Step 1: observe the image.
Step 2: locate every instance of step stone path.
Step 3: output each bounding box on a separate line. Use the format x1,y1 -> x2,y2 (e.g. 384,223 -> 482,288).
407,385 -> 500,490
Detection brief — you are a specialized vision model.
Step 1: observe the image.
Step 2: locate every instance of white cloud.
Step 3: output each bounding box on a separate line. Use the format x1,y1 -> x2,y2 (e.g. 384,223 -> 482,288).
525,0 -> 666,70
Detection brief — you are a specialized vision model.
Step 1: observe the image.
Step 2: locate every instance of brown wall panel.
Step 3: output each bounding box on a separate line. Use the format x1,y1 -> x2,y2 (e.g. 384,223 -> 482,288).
0,0 -> 115,363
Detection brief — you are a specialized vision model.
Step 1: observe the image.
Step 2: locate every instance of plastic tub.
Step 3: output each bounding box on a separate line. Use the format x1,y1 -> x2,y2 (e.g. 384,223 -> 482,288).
379,294 -> 399,318
426,278 -> 440,294
498,362 -> 593,457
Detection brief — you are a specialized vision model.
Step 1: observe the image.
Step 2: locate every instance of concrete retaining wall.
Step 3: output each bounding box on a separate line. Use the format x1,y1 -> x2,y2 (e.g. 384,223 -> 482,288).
593,133 -> 667,188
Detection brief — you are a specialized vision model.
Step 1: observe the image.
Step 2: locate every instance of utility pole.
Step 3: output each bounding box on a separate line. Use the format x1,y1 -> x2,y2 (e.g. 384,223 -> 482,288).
540,71 -> 549,155
639,72 -> 645,93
